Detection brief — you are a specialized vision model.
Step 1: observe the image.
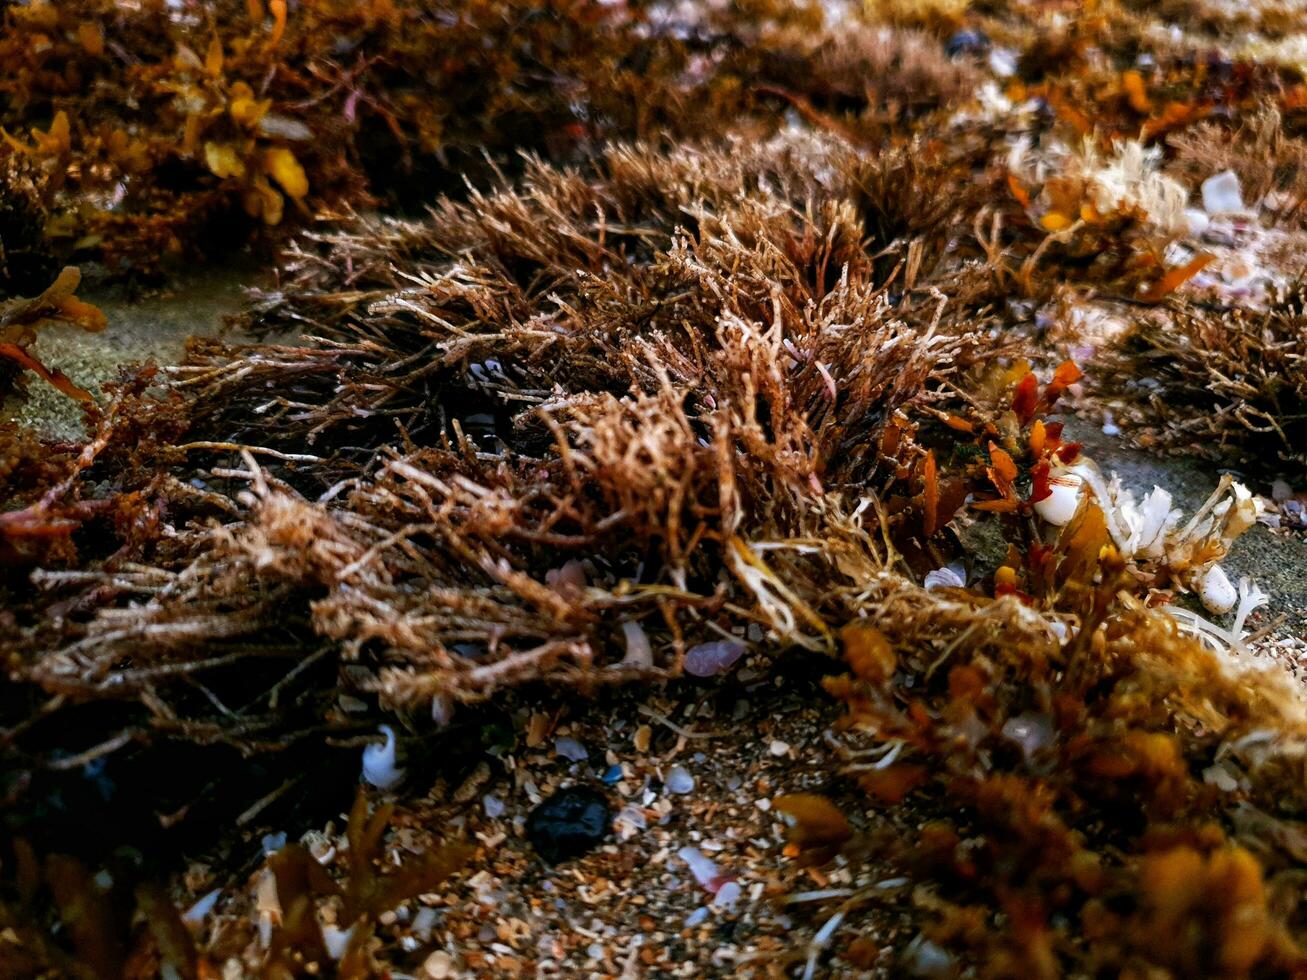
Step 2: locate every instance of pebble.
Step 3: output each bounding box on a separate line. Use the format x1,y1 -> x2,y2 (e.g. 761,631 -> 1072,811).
422,950 -> 454,979
483,794 -> 505,819
769,740 -> 789,757
525,786 -> 612,864
665,766 -> 695,794
633,724 -> 652,753
685,906 -> 710,928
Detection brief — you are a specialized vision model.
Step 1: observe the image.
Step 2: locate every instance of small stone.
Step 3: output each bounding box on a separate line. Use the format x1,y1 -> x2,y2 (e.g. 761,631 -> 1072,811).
422,950 -> 454,979
483,794 -> 505,819
1272,479 -> 1292,502
525,786 -> 612,864
633,724 -> 652,753
665,766 -> 694,795
769,740 -> 789,758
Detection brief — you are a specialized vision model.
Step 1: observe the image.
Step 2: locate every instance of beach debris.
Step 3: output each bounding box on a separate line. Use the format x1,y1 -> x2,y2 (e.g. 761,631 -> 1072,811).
677,846 -> 735,897
1202,170 -> 1245,214
683,639 -> 746,677
1196,563 -> 1238,614
923,562 -> 966,591
665,765 -> 695,795
362,725 -> 404,790
553,736 -> 588,762
619,621 -> 653,670
525,786 -> 611,864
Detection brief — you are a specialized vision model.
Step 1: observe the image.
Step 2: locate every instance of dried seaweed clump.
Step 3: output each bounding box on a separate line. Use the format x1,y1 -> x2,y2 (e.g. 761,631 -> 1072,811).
0,0 -> 980,274
7,132 -> 1005,753
1101,298 -> 1307,469
1168,106 -> 1307,223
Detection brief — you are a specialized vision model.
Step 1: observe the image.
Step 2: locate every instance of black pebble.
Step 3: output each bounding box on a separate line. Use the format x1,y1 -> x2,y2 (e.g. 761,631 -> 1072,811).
525,786 -> 611,864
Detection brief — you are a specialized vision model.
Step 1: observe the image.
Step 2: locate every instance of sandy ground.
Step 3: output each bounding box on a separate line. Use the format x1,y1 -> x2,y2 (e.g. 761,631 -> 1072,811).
5,263 -> 261,442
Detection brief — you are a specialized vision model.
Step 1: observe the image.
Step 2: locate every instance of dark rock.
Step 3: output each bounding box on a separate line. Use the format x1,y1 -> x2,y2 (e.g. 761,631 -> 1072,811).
945,30 -> 989,57
525,785 -> 611,864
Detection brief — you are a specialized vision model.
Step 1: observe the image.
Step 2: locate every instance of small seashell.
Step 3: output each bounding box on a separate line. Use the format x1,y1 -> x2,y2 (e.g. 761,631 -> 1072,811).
620,620 -> 652,669
321,923 -> 355,960
362,725 -> 405,790
683,639 -> 746,677
677,846 -> 721,891
183,888 -> 221,924
712,880 -> 742,910
923,562 -> 966,591
1202,170 -> 1244,215
665,765 -> 695,795
1033,473 -> 1083,526
554,735 -> 589,762
1197,563 -> 1237,614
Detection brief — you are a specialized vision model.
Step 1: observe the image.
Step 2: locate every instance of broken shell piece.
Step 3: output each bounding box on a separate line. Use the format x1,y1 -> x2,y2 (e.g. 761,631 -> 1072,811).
1201,170 -> 1245,215
362,725 -> 405,790
183,888 -> 220,924
620,620 -> 652,669
322,923 -> 355,960
1034,473 -> 1083,526
255,869 -> 281,949
1184,208 -> 1210,237
684,639 -> 746,677
1197,564 -> 1237,614
923,562 -> 966,591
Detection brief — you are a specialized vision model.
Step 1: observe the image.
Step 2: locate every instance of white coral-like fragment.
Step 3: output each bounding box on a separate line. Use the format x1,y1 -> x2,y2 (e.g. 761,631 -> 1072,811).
1231,577 -> 1269,637
1084,140 -> 1190,236
1119,485 -> 1182,559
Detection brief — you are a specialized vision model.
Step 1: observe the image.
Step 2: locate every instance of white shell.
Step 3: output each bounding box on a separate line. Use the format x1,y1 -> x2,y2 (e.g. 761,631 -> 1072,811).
620,620 -> 652,668
321,923 -> 355,960
1033,473 -> 1083,526
1183,208 -> 1210,237
362,725 -> 405,789
1201,170 -> 1244,215
1197,563 -> 1237,614
923,562 -> 966,591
